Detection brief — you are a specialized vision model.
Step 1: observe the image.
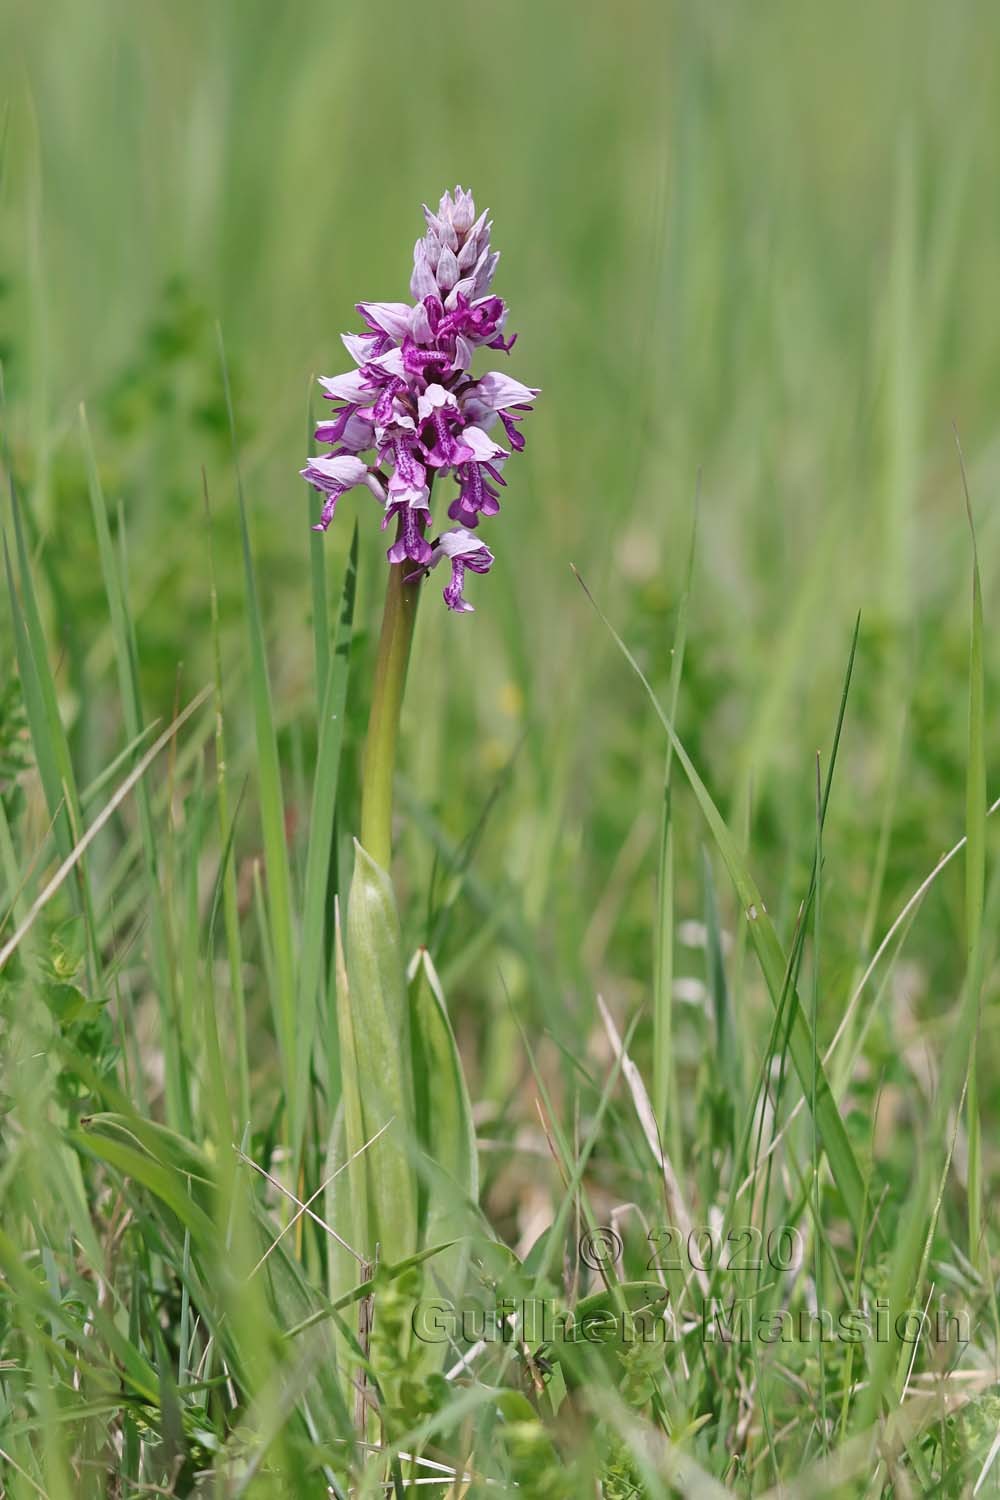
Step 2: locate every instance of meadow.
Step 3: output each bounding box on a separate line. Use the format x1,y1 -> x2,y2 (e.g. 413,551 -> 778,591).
1,1 -> 999,1494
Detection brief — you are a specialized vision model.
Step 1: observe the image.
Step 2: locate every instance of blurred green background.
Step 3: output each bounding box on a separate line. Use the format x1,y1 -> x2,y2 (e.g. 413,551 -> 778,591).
2,0 -> 999,1098
3,7 -> 1000,1488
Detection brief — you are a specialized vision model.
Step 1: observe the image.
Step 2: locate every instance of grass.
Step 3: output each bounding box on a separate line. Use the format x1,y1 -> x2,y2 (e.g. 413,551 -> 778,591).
2,0 -> 1000,1493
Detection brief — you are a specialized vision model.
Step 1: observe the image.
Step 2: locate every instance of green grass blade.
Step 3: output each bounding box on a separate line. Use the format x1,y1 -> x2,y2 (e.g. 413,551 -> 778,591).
575,570 -> 870,1237
203,470 -> 250,1131
80,406 -> 189,1131
294,524 -> 358,1156
854,452 -> 991,1422
3,526 -> 103,993
3,442 -> 104,987
956,430 -> 986,1269
701,843 -> 739,1136
217,325 -> 298,1141
305,375 -> 330,713
654,482 -> 697,1155
3,534 -> 69,854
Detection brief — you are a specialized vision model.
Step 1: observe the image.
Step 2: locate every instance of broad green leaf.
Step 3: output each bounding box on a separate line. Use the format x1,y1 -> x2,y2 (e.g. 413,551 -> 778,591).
343,839 -> 417,1270
409,946 -> 478,1236
70,1126 -> 218,1248
326,895 -> 367,1308
407,946 -> 477,1370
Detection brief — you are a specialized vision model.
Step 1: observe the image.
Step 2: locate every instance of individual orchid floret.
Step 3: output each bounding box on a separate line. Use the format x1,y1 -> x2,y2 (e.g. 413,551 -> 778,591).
448,455 -> 504,528
301,187 -> 537,612
384,498 -> 433,568
462,371 -> 539,451
356,302 -> 415,346
413,528 -> 494,613
300,455 -> 385,532
417,385 -> 476,468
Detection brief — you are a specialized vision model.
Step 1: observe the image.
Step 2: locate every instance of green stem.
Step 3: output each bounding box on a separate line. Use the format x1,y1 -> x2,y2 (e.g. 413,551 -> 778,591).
359,560 -> 422,867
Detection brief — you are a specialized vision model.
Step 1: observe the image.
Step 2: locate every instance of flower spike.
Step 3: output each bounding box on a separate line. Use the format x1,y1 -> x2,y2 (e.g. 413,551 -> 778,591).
302,188 -> 537,612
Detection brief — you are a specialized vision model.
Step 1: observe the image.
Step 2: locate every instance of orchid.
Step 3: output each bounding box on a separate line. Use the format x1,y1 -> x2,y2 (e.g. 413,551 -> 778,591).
301,187 -> 538,614
305,193 -> 534,1345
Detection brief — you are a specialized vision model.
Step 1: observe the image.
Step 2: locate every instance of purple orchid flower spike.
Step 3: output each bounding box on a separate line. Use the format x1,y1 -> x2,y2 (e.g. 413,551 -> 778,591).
301,187 -> 538,611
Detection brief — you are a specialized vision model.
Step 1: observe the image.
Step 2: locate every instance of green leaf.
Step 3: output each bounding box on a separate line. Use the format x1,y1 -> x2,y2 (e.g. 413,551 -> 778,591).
409,946 -> 478,1237
407,946 -> 477,1363
343,840 -> 417,1269
326,895 -> 368,1307
70,1125 -> 218,1248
